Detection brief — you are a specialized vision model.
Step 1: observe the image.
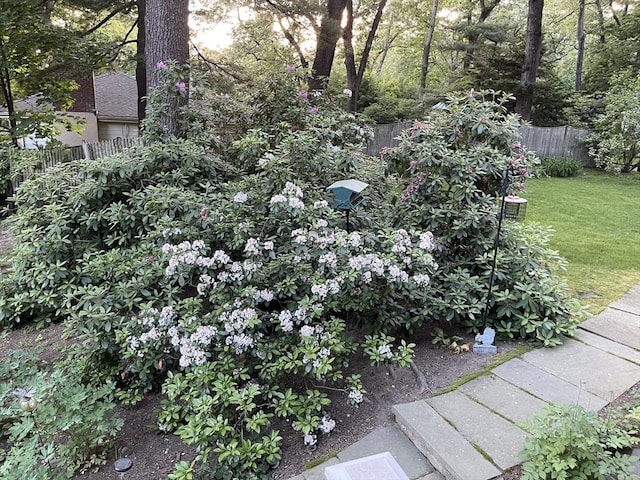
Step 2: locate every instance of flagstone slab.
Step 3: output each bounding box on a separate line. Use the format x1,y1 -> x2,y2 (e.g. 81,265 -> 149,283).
492,358 -> 607,411
458,374 -> 548,426
609,285 -> 640,316
522,338 -> 640,401
573,328 -> 640,366
580,308 -> 640,350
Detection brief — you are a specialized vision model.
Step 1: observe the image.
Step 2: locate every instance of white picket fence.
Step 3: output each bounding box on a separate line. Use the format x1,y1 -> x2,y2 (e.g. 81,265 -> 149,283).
11,137 -> 142,193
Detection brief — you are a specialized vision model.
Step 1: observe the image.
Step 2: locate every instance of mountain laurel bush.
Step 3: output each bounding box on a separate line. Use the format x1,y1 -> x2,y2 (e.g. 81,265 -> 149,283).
0,67 -> 587,477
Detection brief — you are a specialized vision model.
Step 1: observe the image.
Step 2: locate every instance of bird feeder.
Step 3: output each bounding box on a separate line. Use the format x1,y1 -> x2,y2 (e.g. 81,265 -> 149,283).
502,195 -> 527,221
326,179 -> 369,233
326,179 -> 369,210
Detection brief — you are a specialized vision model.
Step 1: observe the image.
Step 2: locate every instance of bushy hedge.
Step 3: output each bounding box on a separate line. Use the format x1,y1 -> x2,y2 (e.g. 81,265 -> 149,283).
381,91 -> 584,341
538,157 -> 583,177
0,69 -> 585,479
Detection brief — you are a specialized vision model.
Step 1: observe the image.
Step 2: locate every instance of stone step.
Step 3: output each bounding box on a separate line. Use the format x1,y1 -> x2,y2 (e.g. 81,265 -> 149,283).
392,401 -> 501,480
579,308 -> 640,350
426,391 -> 529,471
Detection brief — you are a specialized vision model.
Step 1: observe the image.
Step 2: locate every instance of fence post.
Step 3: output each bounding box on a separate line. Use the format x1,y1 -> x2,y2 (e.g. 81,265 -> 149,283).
81,141 -> 93,160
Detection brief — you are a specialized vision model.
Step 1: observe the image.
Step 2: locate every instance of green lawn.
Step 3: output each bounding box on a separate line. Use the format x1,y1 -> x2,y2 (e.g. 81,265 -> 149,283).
522,170 -> 640,313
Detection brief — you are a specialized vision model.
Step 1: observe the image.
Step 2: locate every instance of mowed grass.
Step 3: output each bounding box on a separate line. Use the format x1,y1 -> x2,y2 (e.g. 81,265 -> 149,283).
522,170 -> 640,313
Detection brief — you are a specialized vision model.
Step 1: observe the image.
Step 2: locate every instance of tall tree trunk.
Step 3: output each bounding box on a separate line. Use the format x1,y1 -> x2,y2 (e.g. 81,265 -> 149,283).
277,17 -> 309,69
343,0 -> 357,109
419,0 -> 439,102
515,0 -> 544,121
343,0 -> 387,112
144,0 -> 189,138
136,0 -> 146,126
0,36 -> 18,147
374,10 -> 397,77
609,0 -> 621,26
575,0 -> 585,91
309,0 -> 347,91
594,0 -> 606,43
463,0 -> 500,71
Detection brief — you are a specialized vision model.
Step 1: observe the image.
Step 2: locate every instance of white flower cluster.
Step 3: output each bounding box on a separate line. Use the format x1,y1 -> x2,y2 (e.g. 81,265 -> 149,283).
348,232 -> 362,248
269,182 -> 305,212
163,240 -> 207,276
243,238 -> 275,257
162,227 -> 182,239
377,344 -> 393,359
391,229 -> 412,254
220,307 -> 258,354
245,238 -> 260,256
419,231 -> 435,250
412,273 -> 431,286
349,254 -> 384,278
233,191 -> 248,203
299,325 -> 316,338
304,434 -> 317,446
318,415 -> 336,434
291,227 -> 352,252
197,258 -> 263,294
127,308 -> 222,368
310,277 -> 343,300
254,289 -> 275,303
348,390 -> 364,406
278,310 -> 294,332
318,252 -> 338,269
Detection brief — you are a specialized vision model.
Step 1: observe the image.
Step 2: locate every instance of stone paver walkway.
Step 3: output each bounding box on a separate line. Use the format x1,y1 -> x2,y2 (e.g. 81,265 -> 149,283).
285,285 -> 640,480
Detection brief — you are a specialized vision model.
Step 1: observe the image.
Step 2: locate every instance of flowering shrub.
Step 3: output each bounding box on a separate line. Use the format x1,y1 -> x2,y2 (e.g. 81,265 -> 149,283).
110,181 -> 434,477
382,90 -> 583,340
0,67 -> 586,478
475,223 -> 584,345
383,91 -> 536,261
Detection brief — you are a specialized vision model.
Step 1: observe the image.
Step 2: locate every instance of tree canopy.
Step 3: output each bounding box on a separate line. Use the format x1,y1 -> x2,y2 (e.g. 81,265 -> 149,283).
1,0 -> 638,141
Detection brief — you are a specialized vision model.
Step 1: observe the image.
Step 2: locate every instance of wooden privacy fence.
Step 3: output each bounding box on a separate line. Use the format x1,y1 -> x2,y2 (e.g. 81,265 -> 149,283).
11,137 -> 142,193
519,126 -> 593,166
365,122 -> 412,157
366,123 -> 594,166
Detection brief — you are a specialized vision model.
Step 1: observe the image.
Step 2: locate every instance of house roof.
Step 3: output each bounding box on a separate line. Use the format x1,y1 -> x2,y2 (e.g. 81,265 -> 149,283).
0,72 -> 139,122
94,72 -> 138,122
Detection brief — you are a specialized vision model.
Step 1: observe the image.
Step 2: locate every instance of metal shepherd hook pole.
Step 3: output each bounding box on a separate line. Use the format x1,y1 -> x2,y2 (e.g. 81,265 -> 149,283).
481,168 -> 510,331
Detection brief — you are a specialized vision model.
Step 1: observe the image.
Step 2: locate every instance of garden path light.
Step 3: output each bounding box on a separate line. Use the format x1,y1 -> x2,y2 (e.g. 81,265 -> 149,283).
114,457 -> 132,479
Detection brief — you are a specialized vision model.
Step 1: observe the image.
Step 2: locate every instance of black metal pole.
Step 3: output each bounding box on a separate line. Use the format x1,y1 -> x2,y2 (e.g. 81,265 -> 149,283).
481,169 -> 510,330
